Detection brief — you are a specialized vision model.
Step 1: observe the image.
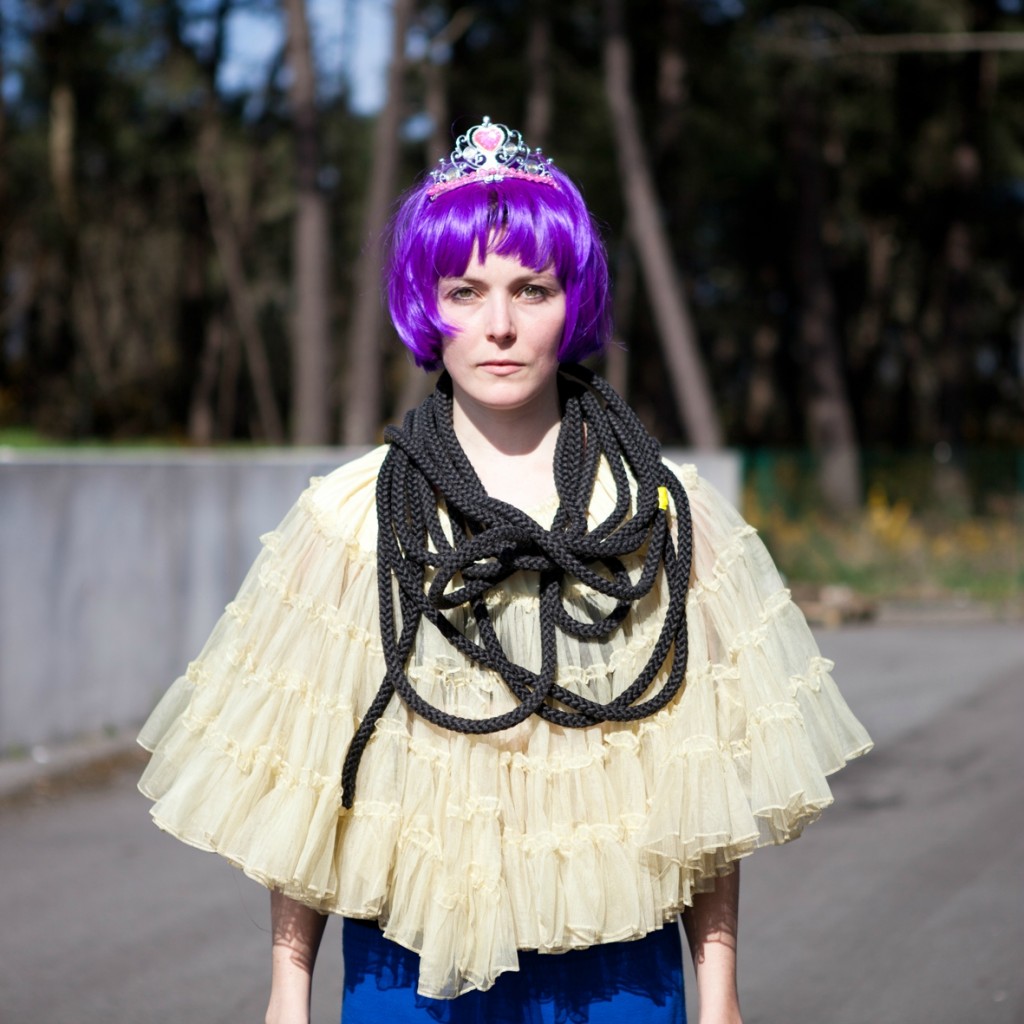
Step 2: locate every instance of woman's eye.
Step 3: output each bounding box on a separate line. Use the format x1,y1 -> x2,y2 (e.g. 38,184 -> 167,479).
446,286 -> 475,302
520,284 -> 548,300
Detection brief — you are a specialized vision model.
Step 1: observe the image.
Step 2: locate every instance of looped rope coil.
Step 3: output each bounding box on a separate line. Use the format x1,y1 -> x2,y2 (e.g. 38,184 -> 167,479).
341,365 -> 693,807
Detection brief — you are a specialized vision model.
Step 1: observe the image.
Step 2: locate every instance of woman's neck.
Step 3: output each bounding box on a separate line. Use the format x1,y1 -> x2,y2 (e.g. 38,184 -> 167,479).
451,396 -> 561,456
450,390 -> 562,510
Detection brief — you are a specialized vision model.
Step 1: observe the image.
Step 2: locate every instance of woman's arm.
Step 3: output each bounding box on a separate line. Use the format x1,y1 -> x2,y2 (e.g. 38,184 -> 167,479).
265,890 -> 328,1024
681,865 -> 744,1024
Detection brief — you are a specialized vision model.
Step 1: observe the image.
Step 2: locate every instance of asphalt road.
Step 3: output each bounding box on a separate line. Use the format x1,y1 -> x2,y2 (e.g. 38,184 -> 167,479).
2,621 -> 1022,1024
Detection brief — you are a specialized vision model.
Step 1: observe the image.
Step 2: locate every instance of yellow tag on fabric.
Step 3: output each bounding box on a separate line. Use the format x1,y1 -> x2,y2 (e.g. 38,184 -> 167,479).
658,486 -> 669,511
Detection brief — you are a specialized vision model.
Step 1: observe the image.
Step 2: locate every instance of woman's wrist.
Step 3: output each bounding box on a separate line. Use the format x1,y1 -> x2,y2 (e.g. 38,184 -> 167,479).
265,994 -> 310,1024
266,954 -> 313,1024
265,1005 -> 309,1024
698,1008 -> 743,1024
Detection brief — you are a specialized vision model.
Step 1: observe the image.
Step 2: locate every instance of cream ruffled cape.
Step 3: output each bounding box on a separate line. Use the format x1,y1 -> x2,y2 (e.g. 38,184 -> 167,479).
138,445 -> 872,998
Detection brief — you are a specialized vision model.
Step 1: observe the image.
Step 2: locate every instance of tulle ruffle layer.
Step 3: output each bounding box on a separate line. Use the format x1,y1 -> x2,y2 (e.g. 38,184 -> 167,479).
138,447 -> 872,998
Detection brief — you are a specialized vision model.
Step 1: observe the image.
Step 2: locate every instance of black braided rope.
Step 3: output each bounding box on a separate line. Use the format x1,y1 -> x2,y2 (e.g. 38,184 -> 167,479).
340,364 -> 693,807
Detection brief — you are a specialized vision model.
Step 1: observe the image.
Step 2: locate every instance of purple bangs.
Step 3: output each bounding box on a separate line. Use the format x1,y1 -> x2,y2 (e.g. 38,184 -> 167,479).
385,165 -> 611,371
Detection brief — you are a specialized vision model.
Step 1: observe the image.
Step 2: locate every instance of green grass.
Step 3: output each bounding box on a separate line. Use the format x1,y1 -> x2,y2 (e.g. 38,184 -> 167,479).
0,428 -> 61,448
0,428 -> 275,451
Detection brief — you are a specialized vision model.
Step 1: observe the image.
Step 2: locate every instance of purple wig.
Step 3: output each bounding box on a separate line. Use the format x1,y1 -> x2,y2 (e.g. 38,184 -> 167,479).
385,164 -> 611,371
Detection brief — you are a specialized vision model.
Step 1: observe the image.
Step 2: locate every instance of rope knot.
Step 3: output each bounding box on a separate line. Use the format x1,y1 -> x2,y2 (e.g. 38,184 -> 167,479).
340,366 -> 693,807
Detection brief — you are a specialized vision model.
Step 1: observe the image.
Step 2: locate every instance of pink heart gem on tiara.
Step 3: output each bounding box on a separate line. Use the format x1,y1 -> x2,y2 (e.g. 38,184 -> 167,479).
471,125 -> 504,152
426,117 -> 560,199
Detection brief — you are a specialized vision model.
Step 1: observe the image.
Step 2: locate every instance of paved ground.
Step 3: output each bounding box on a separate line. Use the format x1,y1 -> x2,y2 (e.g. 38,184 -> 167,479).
1,621 -> 1022,1024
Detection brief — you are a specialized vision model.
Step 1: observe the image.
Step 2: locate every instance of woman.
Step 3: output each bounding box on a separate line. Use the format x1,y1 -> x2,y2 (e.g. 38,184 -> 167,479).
138,117 -> 872,1024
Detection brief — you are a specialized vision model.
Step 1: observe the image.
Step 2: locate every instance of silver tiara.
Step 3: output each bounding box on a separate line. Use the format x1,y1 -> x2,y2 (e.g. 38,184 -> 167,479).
426,116 -> 559,200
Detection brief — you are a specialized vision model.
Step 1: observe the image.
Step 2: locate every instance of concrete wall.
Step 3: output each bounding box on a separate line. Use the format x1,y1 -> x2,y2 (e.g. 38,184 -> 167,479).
0,446 -> 740,753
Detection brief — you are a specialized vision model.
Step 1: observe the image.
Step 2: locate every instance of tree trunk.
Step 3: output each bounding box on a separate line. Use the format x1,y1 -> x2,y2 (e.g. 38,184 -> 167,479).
217,313 -> 242,439
188,315 -> 224,444
604,233 -> 637,399
342,0 -> 413,444
197,122 -> 285,444
49,82 -> 77,228
924,2 -> 993,511
283,0 -> 332,444
654,0 -> 687,158
786,85 -> 861,514
36,0 -> 82,431
182,189 -> 214,443
602,0 -> 722,449
525,3 -> 553,148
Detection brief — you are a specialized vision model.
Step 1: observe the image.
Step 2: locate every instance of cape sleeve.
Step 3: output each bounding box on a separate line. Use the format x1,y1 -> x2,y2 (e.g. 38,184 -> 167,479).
137,446 -> 389,910
642,460 -> 873,865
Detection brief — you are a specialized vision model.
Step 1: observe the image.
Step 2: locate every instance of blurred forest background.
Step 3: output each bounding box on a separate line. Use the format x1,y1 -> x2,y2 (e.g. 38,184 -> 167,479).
1,0 -> 1021,609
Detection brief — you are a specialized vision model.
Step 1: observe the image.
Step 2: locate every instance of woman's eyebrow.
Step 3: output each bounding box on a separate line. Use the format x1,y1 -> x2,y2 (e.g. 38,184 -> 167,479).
441,271 -> 560,286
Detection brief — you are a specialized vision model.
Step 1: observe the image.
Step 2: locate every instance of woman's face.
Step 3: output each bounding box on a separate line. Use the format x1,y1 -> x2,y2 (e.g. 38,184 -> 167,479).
437,248 -> 566,419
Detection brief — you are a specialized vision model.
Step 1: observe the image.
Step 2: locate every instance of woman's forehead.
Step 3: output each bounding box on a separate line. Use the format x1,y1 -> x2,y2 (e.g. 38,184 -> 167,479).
438,234 -> 557,280
448,245 -> 555,275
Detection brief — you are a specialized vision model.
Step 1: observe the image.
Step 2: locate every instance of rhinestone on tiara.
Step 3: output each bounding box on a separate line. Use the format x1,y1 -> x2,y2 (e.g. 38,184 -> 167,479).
426,116 -> 559,200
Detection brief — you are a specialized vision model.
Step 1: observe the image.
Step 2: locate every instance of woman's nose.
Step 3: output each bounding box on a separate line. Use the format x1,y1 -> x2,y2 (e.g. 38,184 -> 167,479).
485,294 -> 515,342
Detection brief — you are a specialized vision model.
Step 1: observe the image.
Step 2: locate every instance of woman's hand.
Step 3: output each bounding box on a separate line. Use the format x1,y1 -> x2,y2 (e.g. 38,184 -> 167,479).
265,890 -> 327,1024
682,865 -> 744,1024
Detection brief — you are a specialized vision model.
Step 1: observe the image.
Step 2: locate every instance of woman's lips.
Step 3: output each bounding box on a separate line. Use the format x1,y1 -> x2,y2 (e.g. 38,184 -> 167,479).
480,361 -> 523,376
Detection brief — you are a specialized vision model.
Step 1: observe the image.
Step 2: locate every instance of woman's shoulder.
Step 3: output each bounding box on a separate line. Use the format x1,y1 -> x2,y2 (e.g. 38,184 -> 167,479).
316,444 -> 388,489
297,444 -> 388,548
660,455 -> 739,516
658,455 -> 754,558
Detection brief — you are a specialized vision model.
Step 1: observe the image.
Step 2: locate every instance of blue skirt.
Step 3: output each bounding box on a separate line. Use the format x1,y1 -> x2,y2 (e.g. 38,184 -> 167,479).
341,918 -> 686,1024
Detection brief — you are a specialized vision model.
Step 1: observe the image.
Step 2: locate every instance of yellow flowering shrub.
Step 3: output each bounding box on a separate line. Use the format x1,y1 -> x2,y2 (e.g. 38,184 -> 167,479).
743,453 -> 1023,608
